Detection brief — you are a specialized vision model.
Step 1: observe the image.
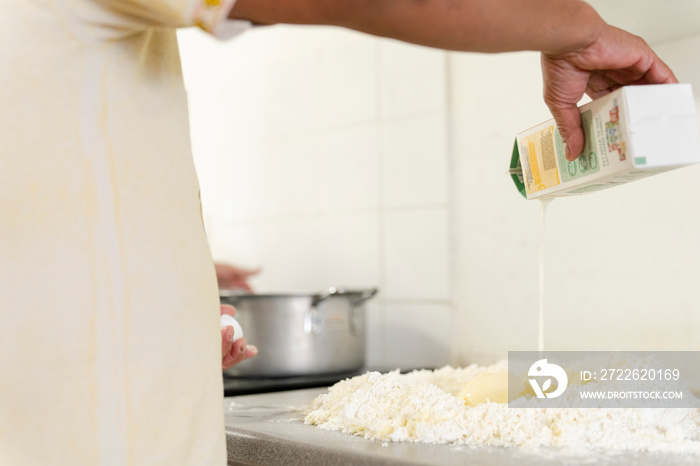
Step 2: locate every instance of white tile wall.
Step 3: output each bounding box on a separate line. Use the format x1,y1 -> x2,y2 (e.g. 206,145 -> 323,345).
267,55 -> 321,137
384,303 -> 452,369
179,25 -> 452,369
263,218 -> 325,291
223,144 -> 274,222
268,137 -> 323,217
220,77 -> 268,145
380,41 -> 446,119
382,115 -> 449,208
321,214 -> 381,289
318,40 -> 377,129
218,223 -> 267,279
383,209 -> 450,301
319,125 -> 379,212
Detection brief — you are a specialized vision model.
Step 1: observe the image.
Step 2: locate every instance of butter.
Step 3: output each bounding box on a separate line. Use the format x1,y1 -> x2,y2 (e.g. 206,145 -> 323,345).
510,84 -> 700,199
458,372 -> 533,406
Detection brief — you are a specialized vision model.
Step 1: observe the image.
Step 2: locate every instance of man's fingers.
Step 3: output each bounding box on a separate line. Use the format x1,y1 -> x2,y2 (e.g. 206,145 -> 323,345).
220,304 -> 236,317
602,28 -> 677,86
541,54 -> 589,161
223,336 -> 245,369
643,57 -> 678,85
549,104 -> 585,161
222,338 -> 258,370
221,327 -> 234,358
239,267 -> 261,277
229,280 -> 253,293
223,354 -> 242,369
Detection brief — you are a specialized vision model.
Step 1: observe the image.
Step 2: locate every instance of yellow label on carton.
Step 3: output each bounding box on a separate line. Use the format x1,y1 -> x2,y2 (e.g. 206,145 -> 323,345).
521,125 -> 561,193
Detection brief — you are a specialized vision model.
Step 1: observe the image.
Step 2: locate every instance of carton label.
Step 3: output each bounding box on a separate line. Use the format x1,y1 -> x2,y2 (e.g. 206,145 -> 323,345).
559,110 -> 600,183
519,125 -> 561,193
519,110 -> 600,195
604,100 -> 627,162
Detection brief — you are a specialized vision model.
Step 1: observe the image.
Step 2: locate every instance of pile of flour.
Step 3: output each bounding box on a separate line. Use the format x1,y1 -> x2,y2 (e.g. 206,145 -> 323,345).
303,362 -> 700,454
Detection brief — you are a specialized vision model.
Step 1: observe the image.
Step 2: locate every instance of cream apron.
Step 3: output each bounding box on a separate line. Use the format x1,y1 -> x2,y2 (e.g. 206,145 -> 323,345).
0,1 -> 247,464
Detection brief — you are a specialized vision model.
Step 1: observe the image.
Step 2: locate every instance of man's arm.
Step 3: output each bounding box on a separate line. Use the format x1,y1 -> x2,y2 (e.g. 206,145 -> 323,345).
230,0 -> 601,54
230,0 -> 676,160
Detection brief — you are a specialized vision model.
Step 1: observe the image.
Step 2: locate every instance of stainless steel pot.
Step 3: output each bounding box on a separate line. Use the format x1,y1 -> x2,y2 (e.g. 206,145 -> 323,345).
220,287 -> 378,377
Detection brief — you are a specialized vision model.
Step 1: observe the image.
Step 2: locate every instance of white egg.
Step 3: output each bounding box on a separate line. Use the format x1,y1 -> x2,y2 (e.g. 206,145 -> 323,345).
220,314 -> 244,342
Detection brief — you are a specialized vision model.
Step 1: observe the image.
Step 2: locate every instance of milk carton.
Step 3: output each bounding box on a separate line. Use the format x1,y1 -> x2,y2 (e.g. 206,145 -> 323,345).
510,84 -> 700,199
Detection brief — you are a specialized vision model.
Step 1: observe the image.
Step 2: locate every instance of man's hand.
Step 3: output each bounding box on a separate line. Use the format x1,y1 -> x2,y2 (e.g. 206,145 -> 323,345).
541,25 -> 677,161
221,304 -> 257,370
215,263 -> 260,292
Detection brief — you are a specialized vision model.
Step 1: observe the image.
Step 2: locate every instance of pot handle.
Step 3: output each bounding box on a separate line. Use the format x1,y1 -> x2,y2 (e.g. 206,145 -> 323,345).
311,287 -> 340,307
348,288 -> 378,335
311,287 -> 379,307
352,288 -> 378,307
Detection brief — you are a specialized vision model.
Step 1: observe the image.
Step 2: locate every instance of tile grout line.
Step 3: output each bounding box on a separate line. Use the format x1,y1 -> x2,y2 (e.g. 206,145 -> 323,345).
215,203 -> 452,228
223,108 -> 448,148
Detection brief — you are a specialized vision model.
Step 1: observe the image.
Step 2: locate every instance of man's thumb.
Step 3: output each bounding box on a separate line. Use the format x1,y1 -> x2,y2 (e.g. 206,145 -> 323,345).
550,105 -> 585,161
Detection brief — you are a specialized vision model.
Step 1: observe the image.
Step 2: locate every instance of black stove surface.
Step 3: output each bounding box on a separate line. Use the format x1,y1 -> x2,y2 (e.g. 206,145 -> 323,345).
223,370 -> 362,397
223,366 -> 431,396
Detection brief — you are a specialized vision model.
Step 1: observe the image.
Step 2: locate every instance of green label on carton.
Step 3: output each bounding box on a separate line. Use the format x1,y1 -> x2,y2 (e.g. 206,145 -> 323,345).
556,109 -> 600,182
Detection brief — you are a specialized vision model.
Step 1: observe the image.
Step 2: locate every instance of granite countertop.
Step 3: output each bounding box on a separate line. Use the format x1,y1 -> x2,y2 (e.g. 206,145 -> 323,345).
224,388 -> 699,466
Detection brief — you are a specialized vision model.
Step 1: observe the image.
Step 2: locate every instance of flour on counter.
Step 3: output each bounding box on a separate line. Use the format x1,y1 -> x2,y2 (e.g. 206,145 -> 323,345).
303,363 -> 700,455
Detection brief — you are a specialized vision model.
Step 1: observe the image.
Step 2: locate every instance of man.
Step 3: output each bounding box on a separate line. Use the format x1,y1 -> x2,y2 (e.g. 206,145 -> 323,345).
0,0 -> 674,464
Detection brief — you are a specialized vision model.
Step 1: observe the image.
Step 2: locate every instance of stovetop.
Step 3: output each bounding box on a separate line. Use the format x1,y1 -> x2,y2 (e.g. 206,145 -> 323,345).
222,370 -> 363,396
223,366 -> 427,396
